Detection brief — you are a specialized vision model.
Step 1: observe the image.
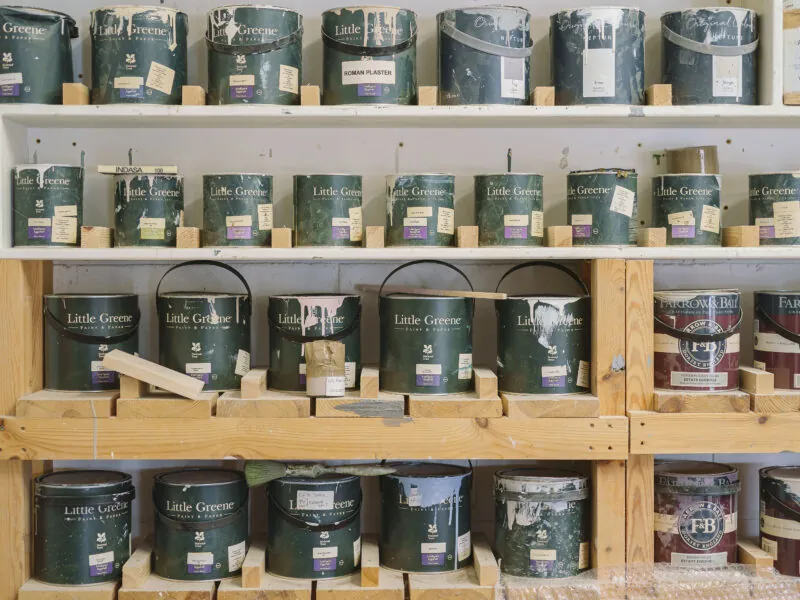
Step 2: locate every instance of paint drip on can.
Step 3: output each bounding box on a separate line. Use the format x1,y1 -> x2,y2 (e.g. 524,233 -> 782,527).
550,8 -> 645,105
267,474 -> 362,579
386,174 -> 456,247
153,469 -> 249,581
652,174 -> 722,246
662,8 -> 758,105
294,174 -> 363,247
760,466 -> 800,576
380,464 -> 472,573
90,6 -> 188,105
437,6 -> 532,105
654,461 -> 739,566
475,174 -> 543,246
34,470 -> 135,585
749,173 -> 800,245
567,169 -> 638,245
495,262 -> 591,395
0,7 -> 78,104
203,174 -> 273,247
114,174 -> 184,247
13,164 -> 84,247
754,291 -> 800,390
206,5 -> 302,105
654,290 -> 741,391
44,294 -> 140,392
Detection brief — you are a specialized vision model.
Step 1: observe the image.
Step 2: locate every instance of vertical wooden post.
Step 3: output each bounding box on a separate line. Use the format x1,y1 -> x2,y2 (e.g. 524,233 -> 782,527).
592,460 -> 627,569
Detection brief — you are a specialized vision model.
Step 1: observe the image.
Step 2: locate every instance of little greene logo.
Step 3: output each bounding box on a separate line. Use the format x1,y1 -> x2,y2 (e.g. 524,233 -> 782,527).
679,320 -> 726,370
678,501 -> 725,551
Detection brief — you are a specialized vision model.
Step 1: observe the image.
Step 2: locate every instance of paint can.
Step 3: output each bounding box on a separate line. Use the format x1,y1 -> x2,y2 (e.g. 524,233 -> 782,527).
652,174 -> 722,246
749,173 -> 800,245
760,466 -> 800,576
293,174 -> 363,247
662,8 -> 758,105
386,174 -> 455,247
567,169 -> 638,246
153,469 -> 249,581
494,468 -> 590,578
379,260 -> 473,395
495,262 -> 591,395
654,461 -> 739,566
34,470 -> 135,585
13,164 -> 84,247
754,292 -> 800,390
44,294 -> 140,392
0,7 -> 78,104
653,290 -> 741,391
202,173 -> 273,247
157,261 -> 251,392
90,6 -> 188,105
113,174 -> 184,247
206,5 -> 302,105
321,6 -> 417,105
268,294 -> 361,391
266,474 -> 362,579
380,463 -> 472,573
437,6 -> 532,105
550,8 -> 645,106
785,5 -> 800,100
475,173 -> 543,246
666,146 -> 720,175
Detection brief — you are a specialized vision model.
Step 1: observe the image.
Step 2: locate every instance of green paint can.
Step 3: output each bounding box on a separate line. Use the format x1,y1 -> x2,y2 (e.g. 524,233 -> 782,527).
495,262 -> 591,395
437,6 -> 532,105
157,261 -> 251,392
475,173 -> 543,246
380,261 -> 473,395
34,470 -> 135,585
322,6 -> 417,105
0,7 -> 78,104
652,174 -> 722,246
749,173 -> 800,246
380,464 -> 472,573
494,468 -> 590,578
44,294 -> 140,392
153,469 -> 249,581
293,174 -> 363,247
266,474 -> 362,579
207,5 -> 302,105
386,174 -> 455,247
90,6 -> 188,105
13,164 -> 84,247
567,169 -> 638,246
113,174 -> 184,247
268,294 -> 361,391
203,173 -> 273,247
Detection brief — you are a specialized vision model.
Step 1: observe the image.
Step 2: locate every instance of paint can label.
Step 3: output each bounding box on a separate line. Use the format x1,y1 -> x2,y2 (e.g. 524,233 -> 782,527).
386,174 -> 455,247
294,175 -> 362,247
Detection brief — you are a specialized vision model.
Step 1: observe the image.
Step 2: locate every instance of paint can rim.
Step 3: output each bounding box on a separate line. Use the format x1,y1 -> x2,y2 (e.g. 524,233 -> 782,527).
15,164 -> 82,170
654,173 -> 721,178
761,466 -> 800,482
45,293 -> 137,299
662,7 -> 757,18
502,294 -> 588,301
438,5 -> 531,17
750,172 -> 800,176
155,468 -> 245,487
271,473 -> 360,485
208,4 -> 300,15
91,5 -> 187,17
294,173 -> 363,177
385,463 -> 471,478
654,460 -> 738,484
270,293 -> 359,300
36,469 -> 132,490
495,467 -> 587,482
474,172 -> 543,177
158,292 -> 249,299
552,7 -> 644,17
655,288 -> 739,295
322,5 -> 418,18
204,172 -> 272,177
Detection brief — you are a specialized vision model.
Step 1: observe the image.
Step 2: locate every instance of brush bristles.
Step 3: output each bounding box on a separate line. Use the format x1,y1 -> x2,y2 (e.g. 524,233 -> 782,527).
244,461 -> 288,487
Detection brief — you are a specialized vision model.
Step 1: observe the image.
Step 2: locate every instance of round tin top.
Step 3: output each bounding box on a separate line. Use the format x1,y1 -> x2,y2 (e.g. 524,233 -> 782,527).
204,172 -> 272,177
324,5 -> 418,16
654,288 -> 739,297
750,172 -> 800,176
156,468 -> 244,487
92,5 -> 187,16
654,461 -> 739,495
505,294 -> 587,301
273,473 -> 360,485
271,293 -> 358,300
474,173 -> 543,177
654,173 -> 721,178
662,7 -> 756,17
495,468 -> 589,498
36,470 -> 133,497
568,168 -> 636,176
209,4 -> 298,13
15,164 -> 81,170
387,173 -> 455,179
294,173 -> 362,177
45,293 -> 137,299
387,463 -> 470,478
762,466 -> 800,483
382,293 -> 472,301
756,290 -> 800,296
158,292 -> 249,299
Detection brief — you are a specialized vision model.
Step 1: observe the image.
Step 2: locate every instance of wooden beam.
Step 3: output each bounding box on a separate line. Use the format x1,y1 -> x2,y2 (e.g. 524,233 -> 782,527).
654,389 -> 750,413
471,534 -> 498,587
241,369 -> 267,399
360,534 -> 380,588
740,366 -> 774,395
473,368 -> 497,400
0,462 -> 32,600
501,393 -> 599,418
592,260 -> 626,416
240,540 -> 266,589
737,539 -> 774,570
122,546 -> 152,589
102,350 -> 205,400
360,367 -> 379,399
626,261 -> 653,413
592,460 -> 626,568
626,455 -> 654,564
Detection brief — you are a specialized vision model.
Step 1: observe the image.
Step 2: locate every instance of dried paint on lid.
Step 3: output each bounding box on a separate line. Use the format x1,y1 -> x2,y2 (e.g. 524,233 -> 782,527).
157,469 -> 244,487
389,463 -> 470,478
655,460 -> 739,495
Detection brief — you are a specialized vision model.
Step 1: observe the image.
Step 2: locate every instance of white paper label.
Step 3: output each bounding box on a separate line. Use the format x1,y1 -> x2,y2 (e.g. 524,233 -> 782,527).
700,205 -> 721,234
668,211 -> 695,226
795,373 -> 800,389
754,331 -> 800,354
457,531 -> 472,561
784,27 -> 800,94
437,207 -> 455,235
501,56 -> 526,99
296,490 -> 334,511
313,547 -> 338,559
257,204 -> 273,231
234,350 -> 250,377
354,537 -> 362,567
670,371 -> 729,387
579,542 -> 590,569
279,64 -> 299,94
610,186 -> 635,218
186,363 -> 212,375
577,360 -> 590,389
458,353 -> 473,380
416,364 -> 442,375
530,549 -> 557,561
531,211 -> 544,237
542,365 -> 568,378
583,48 -> 615,98
713,55 -> 742,98
139,217 -> 166,240
28,217 -> 51,227
226,215 -> 252,228
774,200 -> 800,238
228,541 -> 246,572
421,542 -> 446,554
753,360 -> 767,371
114,76 -> 143,89
187,552 -> 214,568
762,537 -> 778,560
349,206 -> 363,242
0,72 -> 22,85
89,550 -> 114,567
404,217 -> 427,227
91,361 -> 111,373
345,362 -> 356,388
761,513 -> 800,540
408,206 -> 433,218
571,214 -> 593,226
332,217 -> 350,234
505,214 -> 529,227
671,552 -> 728,567
146,61 -> 176,95
230,74 -> 255,87
341,60 -> 396,85
325,376 -> 346,396
51,217 -> 77,243
299,363 -> 307,375
54,205 -> 78,217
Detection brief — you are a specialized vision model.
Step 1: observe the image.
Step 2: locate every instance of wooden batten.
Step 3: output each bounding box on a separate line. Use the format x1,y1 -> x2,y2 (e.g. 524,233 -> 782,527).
472,534 -> 498,587
737,540 -> 774,570
409,369 -> 501,418
406,570 -> 492,600
501,392 -> 600,418
181,86 -> 206,106
654,389 -> 750,413
418,86 -> 438,106
241,541 -> 266,589
116,392 -> 218,418
315,392 -> 405,418
360,534 -> 380,588
62,83 -> 90,106
217,389 -> 310,418
119,544 -> 216,600
301,85 -> 321,106
646,84 -> 672,106
360,367 -> 379,399
739,366 -> 774,395
272,227 -> 293,248
176,227 -> 201,248
364,226 -> 385,248
456,226 -> 479,248
722,226 -> 759,248
546,226 -> 572,247
637,228 -> 667,248
473,368 -> 497,399
103,350 -> 205,400
750,389 -> 800,413
533,87 -> 555,107
17,390 -> 118,418
19,580 -> 118,600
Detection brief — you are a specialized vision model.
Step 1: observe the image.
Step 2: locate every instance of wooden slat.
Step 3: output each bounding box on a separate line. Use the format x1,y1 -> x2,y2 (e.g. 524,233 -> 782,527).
740,367 -> 774,395
241,369 -> 267,399
316,392 -> 404,418
122,546 -> 152,589
118,578 -> 215,600
501,393 -> 599,418
317,569 -> 403,600
626,261 -> 653,412
626,454 -> 654,565
0,462 -> 32,600
592,460 -> 626,569
473,369 -> 497,400
751,390 -> 800,413
737,539 -> 774,569
217,390 -> 310,418
17,390 -> 118,418
592,260 -> 626,416
407,569 -> 493,600
218,574 -> 311,600
472,534 -> 498,587
360,367 -> 379,399
103,350 -> 205,400
19,579 -> 118,600
407,394 -> 503,418
654,389 -> 750,413
361,534 -> 380,588
116,393 -> 218,418
120,375 -> 147,400
240,540 -> 266,589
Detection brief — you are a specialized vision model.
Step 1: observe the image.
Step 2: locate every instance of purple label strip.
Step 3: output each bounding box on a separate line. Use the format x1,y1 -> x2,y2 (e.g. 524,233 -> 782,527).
231,86 -> 254,99
542,376 -> 566,388
759,225 -> 776,239
672,225 -> 696,239
422,553 -> 445,566
0,84 -> 20,97
331,225 -> 351,240
188,563 -> 212,574
313,558 -> 336,571
227,226 -> 252,240
92,371 -> 117,385
28,226 -> 50,240
188,373 -> 210,384
416,374 -> 441,386
572,225 -> 592,239
357,84 -> 381,97
504,226 -> 528,239
404,226 -> 427,240
119,87 -> 144,99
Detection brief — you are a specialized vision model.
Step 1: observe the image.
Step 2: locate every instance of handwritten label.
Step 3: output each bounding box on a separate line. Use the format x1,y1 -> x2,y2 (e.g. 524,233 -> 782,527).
146,61 -> 176,95
437,207 -> 455,235
700,205 -> 720,234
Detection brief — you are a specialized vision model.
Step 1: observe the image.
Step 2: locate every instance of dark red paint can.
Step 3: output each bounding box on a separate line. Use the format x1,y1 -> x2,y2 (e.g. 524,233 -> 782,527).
760,466 -> 800,576
654,461 -> 739,566
754,292 -> 800,390
653,290 -> 741,391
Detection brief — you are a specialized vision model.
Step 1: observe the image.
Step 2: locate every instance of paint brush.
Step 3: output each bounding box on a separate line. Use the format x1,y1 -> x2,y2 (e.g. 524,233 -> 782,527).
245,461 -> 399,487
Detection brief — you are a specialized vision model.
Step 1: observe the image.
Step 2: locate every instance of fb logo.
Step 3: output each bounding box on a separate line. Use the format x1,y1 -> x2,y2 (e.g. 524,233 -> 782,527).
125,53 -> 136,65
678,501 -> 725,551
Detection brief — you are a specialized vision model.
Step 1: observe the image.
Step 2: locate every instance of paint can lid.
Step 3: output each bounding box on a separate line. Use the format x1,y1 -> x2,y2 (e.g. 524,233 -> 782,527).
91,5 -> 187,17
156,468 -> 244,487
387,463 -> 471,478
272,473 -> 360,485
654,461 -> 739,495
494,468 -> 589,500
44,293 -> 137,299
762,466 -> 800,483
159,292 -> 249,299
654,288 -> 739,297
36,470 -> 133,497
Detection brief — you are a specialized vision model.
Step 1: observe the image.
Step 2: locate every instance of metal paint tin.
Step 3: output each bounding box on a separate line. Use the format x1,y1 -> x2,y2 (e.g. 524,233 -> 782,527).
760,466 -> 800,576
207,5 -> 302,105
266,474 -> 362,579
44,294 -> 140,392
550,8 -> 645,106
203,173 -> 273,247
157,261 -> 251,392
13,164 -> 84,247
567,169 -> 637,245
379,261 -> 473,395
113,174 -> 184,247
293,174 -> 363,247
437,6 -> 532,106
90,6 -> 188,105
662,8 -> 758,106
749,173 -> 800,245
0,7 -> 78,104
153,469 -> 249,581
380,464 -> 472,573
268,294 -> 361,391
495,262 -> 591,395
34,470 -> 135,585
494,468 -> 590,578
754,292 -> 800,390
475,173 -> 543,246
654,461 -> 739,566
652,174 -> 722,246
653,290 -> 741,391
386,174 -> 456,247
322,6 -> 417,105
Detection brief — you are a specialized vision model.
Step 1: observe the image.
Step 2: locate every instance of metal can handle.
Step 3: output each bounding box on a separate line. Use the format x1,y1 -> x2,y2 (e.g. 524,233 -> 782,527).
654,311 -> 743,343
755,304 -> 800,346
495,261 -> 589,296
156,260 -> 252,316
378,259 -> 474,297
